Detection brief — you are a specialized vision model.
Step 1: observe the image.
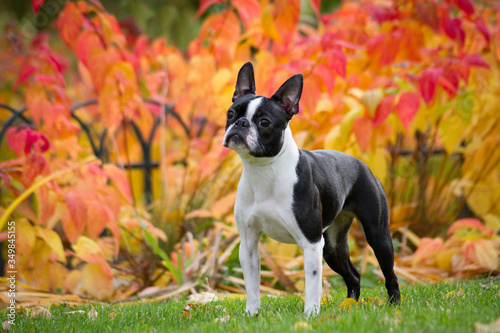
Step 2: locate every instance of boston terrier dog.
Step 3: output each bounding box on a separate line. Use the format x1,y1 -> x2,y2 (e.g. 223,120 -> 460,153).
222,62 -> 400,316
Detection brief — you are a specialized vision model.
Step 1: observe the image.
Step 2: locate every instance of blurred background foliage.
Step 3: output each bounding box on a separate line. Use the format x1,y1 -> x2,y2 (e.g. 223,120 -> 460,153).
0,0 -> 498,305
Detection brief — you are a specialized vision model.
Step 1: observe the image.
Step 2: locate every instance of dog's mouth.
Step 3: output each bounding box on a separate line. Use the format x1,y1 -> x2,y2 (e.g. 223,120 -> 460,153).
223,133 -> 247,149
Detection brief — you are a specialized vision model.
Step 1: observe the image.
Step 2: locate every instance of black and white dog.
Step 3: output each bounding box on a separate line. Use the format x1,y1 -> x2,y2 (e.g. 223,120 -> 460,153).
222,62 -> 400,316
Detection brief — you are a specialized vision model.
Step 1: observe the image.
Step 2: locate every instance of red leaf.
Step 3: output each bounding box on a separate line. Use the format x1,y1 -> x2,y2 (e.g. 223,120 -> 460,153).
442,17 -> 465,47
232,0 -> 260,28
452,0 -> 475,15
475,18 -> 490,44
419,67 -> 443,104
313,63 -> 335,93
31,0 -> 46,14
196,0 -> 224,18
415,2 -> 439,32
353,116 -> 373,152
396,92 -> 420,130
373,95 -> 395,127
6,127 -> 27,156
439,68 -> 459,98
463,54 -> 490,69
14,65 -> 37,90
366,4 -> 399,23
326,49 -> 347,78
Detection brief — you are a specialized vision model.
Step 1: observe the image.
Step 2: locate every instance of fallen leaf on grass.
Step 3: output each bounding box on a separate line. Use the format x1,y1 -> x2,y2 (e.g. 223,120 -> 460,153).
108,310 -> 117,318
214,315 -> 231,323
63,310 -> 86,315
2,320 -> 11,332
359,297 -> 384,306
339,298 -> 357,310
320,293 -> 333,306
87,305 -> 98,320
475,318 -> 500,333
187,292 -> 218,304
294,321 -> 313,330
480,277 -> 498,290
318,315 -> 339,322
30,305 -> 52,319
442,287 -> 464,299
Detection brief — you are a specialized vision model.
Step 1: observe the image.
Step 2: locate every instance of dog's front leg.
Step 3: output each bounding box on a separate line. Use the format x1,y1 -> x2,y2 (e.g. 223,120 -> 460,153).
239,229 -> 262,315
302,237 -> 324,316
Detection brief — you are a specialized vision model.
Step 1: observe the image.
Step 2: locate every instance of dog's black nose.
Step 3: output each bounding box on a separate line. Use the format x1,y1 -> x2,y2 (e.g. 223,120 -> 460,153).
235,118 -> 250,128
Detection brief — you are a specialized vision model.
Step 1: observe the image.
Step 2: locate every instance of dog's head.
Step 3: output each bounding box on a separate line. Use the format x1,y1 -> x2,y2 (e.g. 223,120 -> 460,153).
222,62 -> 303,158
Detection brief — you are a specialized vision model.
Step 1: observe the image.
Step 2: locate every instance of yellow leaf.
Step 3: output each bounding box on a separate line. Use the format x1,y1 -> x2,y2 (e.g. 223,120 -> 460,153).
294,321 -> 313,330
340,106 -> 364,142
261,5 -> 282,43
17,219 -> 36,266
361,88 -> 384,116
35,226 -> 66,264
484,214 -> 500,233
435,247 -> 461,271
212,68 -> 233,94
72,236 -> 113,278
211,191 -> 237,220
339,298 -> 357,310
439,111 -> 467,154
82,263 -> 114,299
324,125 -> 343,150
462,239 -> 500,271
359,297 -> 384,306
365,149 -> 388,184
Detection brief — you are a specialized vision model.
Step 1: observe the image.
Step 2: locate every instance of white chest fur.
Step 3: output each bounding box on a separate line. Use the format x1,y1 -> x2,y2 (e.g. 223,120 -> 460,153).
234,127 -> 305,245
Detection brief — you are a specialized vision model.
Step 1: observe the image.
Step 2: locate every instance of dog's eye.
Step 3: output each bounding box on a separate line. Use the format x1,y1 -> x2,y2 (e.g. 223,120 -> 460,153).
259,119 -> 270,127
227,110 -> 234,120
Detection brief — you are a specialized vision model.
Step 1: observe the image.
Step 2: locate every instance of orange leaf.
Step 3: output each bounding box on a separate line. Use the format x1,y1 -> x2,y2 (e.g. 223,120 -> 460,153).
411,237 -> 444,267
61,191 -> 87,243
85,199 -> 111,239
353,116 -> 373,152
103,164 -> 132,203
35,184 -> 57,225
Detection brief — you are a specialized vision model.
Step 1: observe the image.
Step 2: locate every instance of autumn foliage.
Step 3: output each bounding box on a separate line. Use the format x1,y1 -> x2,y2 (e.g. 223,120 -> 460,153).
0,0 -> 499,301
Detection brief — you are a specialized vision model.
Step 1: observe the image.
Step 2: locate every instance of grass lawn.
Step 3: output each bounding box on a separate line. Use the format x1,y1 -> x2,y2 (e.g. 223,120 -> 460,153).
5,279 -> 499,332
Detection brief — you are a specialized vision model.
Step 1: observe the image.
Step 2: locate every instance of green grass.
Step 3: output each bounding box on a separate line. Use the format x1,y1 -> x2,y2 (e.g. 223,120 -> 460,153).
5,280 -> 500,333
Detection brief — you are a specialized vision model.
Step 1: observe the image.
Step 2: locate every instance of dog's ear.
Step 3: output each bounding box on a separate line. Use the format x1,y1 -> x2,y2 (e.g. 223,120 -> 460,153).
232,62 -> 256,102
271,74 -> 303,117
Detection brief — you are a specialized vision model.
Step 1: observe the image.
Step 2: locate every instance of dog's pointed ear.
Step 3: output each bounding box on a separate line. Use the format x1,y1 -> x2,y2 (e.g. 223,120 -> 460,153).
271,74 -> 303,117
232,62 -> 256,102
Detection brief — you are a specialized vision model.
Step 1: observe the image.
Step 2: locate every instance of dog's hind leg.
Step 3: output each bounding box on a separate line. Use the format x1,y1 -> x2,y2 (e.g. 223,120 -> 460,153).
353,183 -> 401,304
322,211 -> 361,300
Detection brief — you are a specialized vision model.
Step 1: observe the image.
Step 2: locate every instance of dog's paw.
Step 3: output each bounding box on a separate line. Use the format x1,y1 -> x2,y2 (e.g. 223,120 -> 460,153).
304,304 -> 320,317
245,307 -> 259,316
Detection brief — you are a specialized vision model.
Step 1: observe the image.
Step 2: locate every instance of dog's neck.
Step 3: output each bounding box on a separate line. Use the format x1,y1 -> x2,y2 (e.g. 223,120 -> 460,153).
238,126 -> 300,175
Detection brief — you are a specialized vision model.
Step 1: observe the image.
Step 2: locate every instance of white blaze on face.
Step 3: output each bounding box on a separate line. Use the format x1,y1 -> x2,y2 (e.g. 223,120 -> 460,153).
244,97 -> 263,152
